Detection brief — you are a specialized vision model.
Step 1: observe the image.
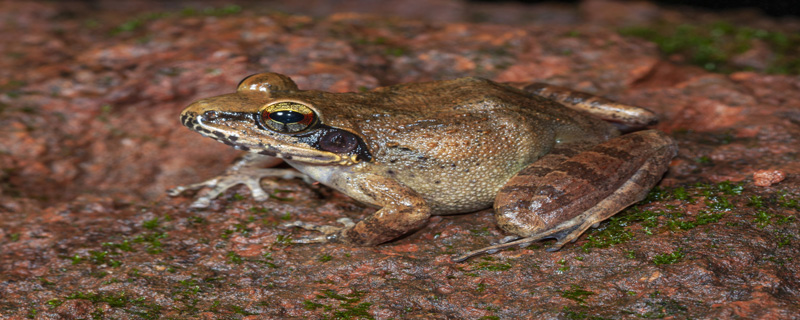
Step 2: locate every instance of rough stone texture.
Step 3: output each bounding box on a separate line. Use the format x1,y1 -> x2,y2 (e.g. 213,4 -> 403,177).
1,0 -> 798,319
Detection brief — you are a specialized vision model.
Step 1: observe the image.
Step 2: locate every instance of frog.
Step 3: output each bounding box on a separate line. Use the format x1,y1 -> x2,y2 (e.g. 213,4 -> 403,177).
170,72 -> 677,261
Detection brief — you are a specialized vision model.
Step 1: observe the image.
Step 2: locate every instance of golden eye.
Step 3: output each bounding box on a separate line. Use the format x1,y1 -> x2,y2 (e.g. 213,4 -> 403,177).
261,101 -> 317,133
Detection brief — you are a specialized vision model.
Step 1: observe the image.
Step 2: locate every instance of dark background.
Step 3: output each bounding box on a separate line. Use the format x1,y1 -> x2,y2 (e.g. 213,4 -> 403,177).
474,0 -> 800,17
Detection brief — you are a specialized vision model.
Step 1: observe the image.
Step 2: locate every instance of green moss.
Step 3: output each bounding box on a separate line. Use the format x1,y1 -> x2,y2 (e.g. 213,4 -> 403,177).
249,207 -> 269,214
666,211 -> 724,231
318,254 -> 333,262
171,279 -> 204,314
90,271 -> 109,278
636,295 -> 688,319
259,252 -> 278,268
303,289 -> 374,319
384,47 -> 408,57
561,285 -> 596,304
221,229 -> 234,239
714,181 -> 744,195
470,227 -> 492,237
754,210 -> 773,228
474,257 -> 512,271
563,306 -> 610,320
652,249 -> 685,265
111,5 -> 241,35
102,239 -> 135,252
68,254 -> 84,265
582,181 -> 747,251
64,291 -> 161,319
777,233 -> 793,248
778,192 -> 800,209
274,234 -> 293,245
128,268 -> 141,278
87,250 -> 121,267
747,195 -> 765,208
230,304 -> 258,316
695,156 -> 713,164
142,217 -> 161,230
226,251 -> 243,264
557,258 -> 571,272
91,308 -> 104,320
232,222 -> 252,236
303,300 -> 330,311
133,232 -> 166,254
619,21 -> 800,74
46,299 -> 63,308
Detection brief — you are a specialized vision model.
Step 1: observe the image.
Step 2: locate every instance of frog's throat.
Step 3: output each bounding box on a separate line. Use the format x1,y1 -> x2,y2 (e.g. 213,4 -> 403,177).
247,144 -> 361,166
209,129 -> 346,165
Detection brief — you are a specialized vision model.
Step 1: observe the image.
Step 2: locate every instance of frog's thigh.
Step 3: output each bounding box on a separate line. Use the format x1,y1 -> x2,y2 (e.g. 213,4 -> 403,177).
341,175 -> 431,246
494,130 -> 677,246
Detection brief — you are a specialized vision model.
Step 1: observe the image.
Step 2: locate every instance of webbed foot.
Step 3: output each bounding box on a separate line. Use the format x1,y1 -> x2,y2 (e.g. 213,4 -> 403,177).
168,154 -> 311,208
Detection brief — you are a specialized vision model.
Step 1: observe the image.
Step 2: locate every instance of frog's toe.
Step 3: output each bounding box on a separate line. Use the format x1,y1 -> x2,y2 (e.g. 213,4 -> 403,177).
189,196 -> 212,209
291,234 -> 332,244
167,177 -> 221,196
283,218 -> 355,243
194,176 -> 267,207
498,235 -> 521,244
453,228 -> 567,262
171,167 -> 310,207
283,221 -> 339,234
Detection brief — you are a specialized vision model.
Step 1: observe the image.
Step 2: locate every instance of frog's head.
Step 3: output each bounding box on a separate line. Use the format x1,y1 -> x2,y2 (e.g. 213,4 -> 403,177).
180,72 -> 372,165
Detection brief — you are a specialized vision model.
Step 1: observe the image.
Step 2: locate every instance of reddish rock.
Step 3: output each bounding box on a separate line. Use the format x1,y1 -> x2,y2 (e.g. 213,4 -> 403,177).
753,170 -> 786,187
1,1 -> 799,319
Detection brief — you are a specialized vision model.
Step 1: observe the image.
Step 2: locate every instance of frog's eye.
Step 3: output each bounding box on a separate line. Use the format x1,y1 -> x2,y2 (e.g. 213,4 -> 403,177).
261,101 -> 317,133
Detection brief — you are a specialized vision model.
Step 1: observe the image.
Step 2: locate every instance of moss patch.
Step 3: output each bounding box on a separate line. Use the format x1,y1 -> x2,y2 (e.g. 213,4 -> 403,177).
619,21 -> 800,74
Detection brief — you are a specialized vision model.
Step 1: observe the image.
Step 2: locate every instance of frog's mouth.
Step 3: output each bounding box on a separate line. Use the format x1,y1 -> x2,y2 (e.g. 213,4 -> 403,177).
181,110 -> 345,164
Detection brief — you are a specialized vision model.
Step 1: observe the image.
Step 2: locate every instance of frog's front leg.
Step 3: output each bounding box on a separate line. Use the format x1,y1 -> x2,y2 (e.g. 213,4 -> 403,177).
286,174 -> 431,246
168,153 -> 310,208
455,130 -> 677,261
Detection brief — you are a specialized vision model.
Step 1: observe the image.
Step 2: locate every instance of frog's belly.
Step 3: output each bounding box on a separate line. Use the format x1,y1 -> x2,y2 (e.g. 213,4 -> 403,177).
397,174 -> 504,215
286,160 -> 509,215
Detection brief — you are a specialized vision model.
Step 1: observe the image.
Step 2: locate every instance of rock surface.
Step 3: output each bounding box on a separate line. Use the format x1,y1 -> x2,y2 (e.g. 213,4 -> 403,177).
1,0 -> 798,319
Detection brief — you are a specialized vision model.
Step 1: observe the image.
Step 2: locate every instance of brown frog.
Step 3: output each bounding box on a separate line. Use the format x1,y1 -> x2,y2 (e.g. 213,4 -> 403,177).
171,72 -> 677,261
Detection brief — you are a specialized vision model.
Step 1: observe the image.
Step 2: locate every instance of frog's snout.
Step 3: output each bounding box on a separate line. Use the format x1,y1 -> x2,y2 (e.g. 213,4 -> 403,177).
179,99 -> 205,129
180,111 -> 197,129
179,98 -> 219,131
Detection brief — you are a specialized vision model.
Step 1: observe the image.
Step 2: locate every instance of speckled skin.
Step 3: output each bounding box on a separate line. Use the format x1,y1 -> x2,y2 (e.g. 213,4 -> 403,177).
176,73 -> 677,252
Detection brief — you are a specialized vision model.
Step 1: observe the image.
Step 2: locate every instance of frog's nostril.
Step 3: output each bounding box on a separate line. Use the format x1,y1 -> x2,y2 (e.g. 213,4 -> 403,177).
202,110 -> 219,121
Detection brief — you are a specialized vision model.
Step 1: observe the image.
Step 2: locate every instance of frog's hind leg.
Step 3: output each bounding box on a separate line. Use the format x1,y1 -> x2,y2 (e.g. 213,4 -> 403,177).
509,82 -> 658,132
454,130 -> 677,262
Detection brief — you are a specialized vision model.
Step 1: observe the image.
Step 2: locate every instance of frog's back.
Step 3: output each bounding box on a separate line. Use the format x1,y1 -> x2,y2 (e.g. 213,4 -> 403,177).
355,76 -> 618,142
305,77 -> 619,214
